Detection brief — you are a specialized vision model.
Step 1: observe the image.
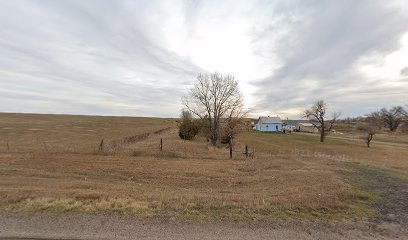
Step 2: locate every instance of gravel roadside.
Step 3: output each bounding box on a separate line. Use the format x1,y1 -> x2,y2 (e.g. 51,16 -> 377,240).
0,212 -> 391,240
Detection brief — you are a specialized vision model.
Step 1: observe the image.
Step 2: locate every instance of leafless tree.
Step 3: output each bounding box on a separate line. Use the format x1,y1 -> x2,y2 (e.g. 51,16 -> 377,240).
357,124 -> 376,148
222,106 -> 246,143
365,111 -> 383,130
380,106 -> 406,132
403,105 -> 408,118
182,72 -> 244,146
304,100 -> 340,142
180,109 -> 193,120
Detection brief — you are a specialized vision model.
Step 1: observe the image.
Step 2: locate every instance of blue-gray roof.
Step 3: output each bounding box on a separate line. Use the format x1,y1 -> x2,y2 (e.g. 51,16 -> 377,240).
258,116 -> 282,124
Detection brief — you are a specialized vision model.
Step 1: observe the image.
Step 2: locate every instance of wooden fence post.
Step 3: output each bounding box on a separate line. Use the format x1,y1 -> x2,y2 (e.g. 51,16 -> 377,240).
98,139 -> 104,152
245,145 -> 248,158
160,138 -> 163,151
229,137 -> 233,159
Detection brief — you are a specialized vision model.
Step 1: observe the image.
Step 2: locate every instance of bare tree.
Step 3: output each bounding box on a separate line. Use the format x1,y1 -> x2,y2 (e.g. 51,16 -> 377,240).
180,109 -> 193,120
403,105 -> 408,118
304,100 -> 340,142
380,106 -> 406,132
222,106 -> 246,143
365,111 -> 383,130
182,72 -> 244,146
357,124 -> 376,148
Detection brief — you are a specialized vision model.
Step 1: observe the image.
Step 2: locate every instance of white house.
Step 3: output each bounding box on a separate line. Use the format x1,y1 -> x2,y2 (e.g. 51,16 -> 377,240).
254,116 -> 283,132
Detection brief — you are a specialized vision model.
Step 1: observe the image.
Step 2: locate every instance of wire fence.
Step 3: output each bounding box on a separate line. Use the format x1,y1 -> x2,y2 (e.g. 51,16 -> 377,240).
1,127 -> 255,160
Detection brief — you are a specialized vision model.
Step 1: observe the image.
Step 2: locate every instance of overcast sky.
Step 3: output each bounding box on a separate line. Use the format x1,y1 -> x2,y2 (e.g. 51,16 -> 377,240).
1,0 -> 407,118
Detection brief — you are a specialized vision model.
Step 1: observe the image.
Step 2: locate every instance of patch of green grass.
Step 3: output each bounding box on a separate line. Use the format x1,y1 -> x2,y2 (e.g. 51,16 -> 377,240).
178,204 -> 377,221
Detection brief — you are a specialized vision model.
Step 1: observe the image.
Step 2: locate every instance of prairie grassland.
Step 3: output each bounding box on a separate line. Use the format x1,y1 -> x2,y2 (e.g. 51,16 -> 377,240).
0,113 -> 175,153
0,113 -> 407,220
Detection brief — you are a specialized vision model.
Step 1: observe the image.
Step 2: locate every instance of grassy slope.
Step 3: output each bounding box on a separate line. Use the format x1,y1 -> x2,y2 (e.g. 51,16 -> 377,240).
0,113 -> 407,220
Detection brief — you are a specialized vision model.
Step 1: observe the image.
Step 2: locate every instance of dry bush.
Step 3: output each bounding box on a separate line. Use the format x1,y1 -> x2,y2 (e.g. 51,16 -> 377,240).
356,124 -> 376,148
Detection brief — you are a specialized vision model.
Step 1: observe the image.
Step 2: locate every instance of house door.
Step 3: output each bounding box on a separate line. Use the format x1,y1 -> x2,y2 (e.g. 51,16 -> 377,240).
276,125 -> 278,131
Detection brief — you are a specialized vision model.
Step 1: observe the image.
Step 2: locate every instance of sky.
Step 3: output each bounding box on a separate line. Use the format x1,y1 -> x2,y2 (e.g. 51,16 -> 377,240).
0,0 -> 407,118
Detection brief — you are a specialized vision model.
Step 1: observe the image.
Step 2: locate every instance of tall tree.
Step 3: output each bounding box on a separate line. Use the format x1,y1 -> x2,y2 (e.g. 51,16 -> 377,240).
304,100 -> 340,142
182,72 -> 243,146
380,106 -> 406,132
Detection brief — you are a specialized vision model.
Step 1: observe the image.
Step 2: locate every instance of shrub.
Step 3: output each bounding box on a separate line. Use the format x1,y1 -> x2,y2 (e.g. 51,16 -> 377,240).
179,119 -> 199,140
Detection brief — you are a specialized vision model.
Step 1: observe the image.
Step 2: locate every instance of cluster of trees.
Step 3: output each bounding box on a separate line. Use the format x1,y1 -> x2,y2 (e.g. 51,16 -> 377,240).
303,102 -> 408,147
356,106 -> 407,147
179,72 -> 245,146
366,106 -> 407,132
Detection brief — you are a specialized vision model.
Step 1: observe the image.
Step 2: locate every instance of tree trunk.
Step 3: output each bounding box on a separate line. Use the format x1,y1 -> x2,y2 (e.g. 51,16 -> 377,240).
210,119 -> 219,146
320,130 -> 325,142
211,137 -> 217,146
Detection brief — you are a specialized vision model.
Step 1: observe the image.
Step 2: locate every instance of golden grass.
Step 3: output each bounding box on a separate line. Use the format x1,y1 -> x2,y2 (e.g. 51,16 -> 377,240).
0,113 -> 407,220
0,113 -> 175,153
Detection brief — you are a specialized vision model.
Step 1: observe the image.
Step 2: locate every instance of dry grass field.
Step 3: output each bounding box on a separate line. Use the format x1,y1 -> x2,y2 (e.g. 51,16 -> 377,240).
0,113 -> 407,221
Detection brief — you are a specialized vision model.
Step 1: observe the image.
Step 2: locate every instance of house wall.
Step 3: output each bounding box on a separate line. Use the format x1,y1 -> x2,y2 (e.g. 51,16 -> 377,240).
254,123 -> 260,130
260,123 -> 282,132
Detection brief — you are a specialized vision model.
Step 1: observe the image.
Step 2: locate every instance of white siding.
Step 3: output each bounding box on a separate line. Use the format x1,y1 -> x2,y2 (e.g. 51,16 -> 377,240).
260,123 -> 282,132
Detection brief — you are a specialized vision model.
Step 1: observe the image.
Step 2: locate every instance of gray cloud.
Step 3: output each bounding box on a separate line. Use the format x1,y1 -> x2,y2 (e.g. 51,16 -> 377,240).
0,0 -> 407,117
0,0 -> 203,117
251,0 -> 408,117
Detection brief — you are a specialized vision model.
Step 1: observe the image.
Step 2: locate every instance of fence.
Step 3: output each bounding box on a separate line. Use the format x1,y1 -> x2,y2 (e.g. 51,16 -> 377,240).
2,126 -> 255,160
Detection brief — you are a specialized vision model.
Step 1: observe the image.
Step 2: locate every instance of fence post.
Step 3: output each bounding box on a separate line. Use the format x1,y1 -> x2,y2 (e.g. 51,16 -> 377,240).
229,137 -> 233,159
98,139 -> 104,152
160,138 -> 163,151
245,145 -> 248,158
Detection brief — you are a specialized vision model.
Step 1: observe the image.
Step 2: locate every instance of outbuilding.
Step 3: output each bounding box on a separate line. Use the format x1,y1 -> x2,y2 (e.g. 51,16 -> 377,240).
297,122 -> 319,133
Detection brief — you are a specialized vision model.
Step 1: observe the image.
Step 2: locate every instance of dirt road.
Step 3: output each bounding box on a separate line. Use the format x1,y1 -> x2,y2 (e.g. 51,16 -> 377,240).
0,212 -> 399,240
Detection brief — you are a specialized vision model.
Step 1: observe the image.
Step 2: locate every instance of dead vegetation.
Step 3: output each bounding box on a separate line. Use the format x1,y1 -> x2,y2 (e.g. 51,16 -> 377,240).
0,113 -> 407,221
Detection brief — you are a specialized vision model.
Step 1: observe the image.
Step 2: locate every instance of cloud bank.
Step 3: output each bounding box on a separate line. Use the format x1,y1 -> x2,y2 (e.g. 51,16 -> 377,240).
0,0 -> 407,117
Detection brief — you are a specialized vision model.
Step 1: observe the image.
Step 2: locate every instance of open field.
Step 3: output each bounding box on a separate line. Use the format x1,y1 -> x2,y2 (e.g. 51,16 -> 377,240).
0,113 -> 407,232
